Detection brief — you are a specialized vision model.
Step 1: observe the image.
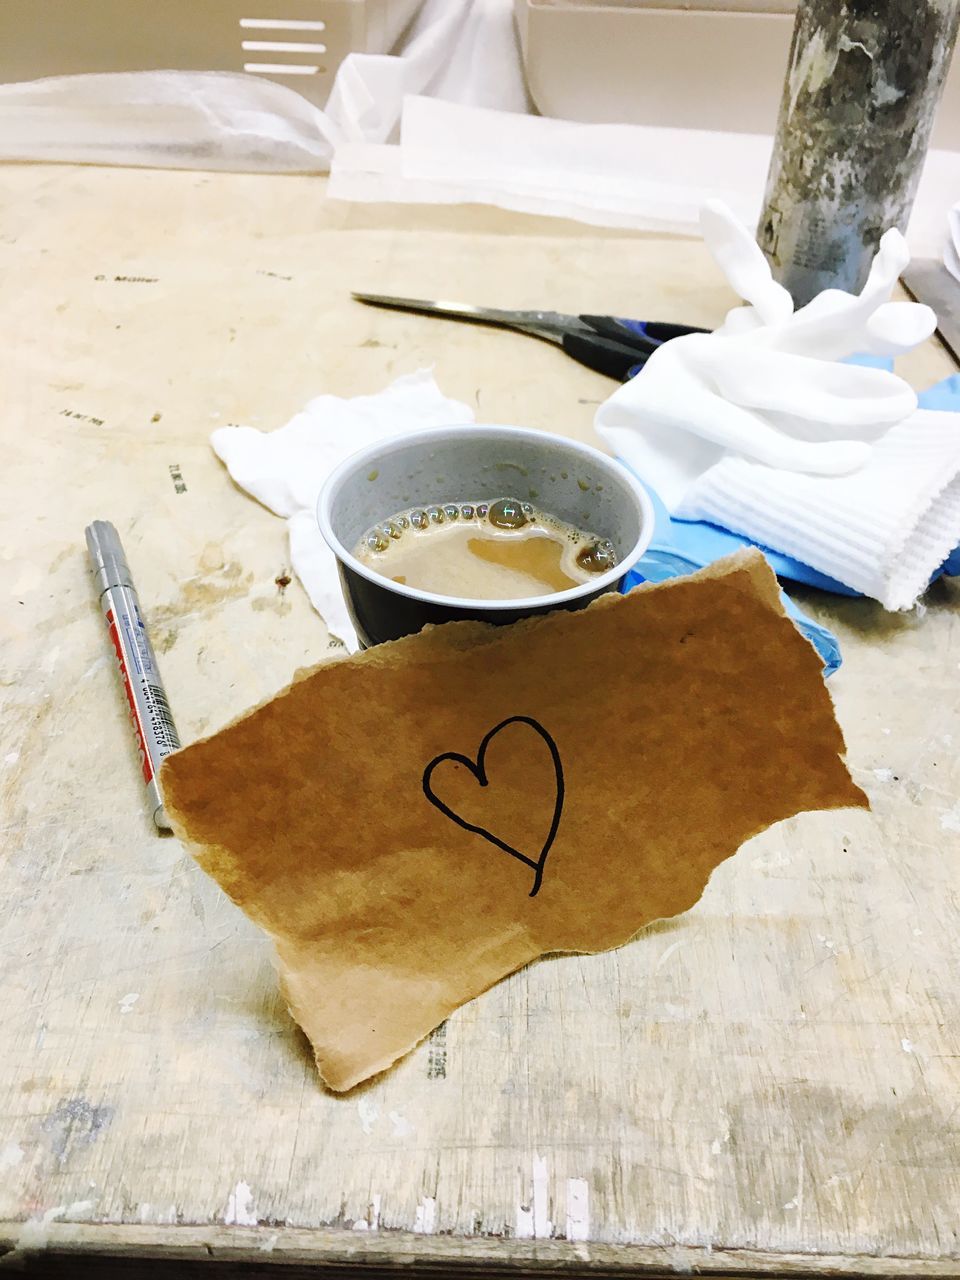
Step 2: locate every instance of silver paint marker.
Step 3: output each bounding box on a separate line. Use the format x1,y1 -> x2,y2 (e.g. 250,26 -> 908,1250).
85,520 -> 180,831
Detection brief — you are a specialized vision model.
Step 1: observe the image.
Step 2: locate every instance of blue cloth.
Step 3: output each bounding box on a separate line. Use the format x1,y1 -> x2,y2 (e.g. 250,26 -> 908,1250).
674,360 -> 960,593
618,364 -> 960,676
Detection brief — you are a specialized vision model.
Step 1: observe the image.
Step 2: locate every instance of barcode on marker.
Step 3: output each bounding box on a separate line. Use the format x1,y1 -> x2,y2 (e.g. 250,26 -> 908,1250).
146,684 -> 180,753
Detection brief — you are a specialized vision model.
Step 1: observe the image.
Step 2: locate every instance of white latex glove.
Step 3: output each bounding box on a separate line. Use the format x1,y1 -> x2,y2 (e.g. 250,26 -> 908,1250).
596,200 -> 937,507
946,203 -> 960,285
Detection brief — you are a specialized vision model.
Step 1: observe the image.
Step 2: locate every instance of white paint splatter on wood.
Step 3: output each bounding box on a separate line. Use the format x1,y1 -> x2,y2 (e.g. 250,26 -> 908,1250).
81,655 -> 108,682
782,1147 -> 805,1218
389,1110 -> 414,1138
0,1142 -> 24,1170
515,1201 -> 534,1239
224,1180 -> 257,1226
357,1098 -> 379,1135
752,847 -> 791,871
940,803 -> 960,833
413,1196 -> 436,1234
119,993 -> 140,1014
18,1202 -> 94,1249
565,1177 -> 589,1241
139,1203 -> 177,1224
533,1154 -> 552,1238
655,940 -> 685,972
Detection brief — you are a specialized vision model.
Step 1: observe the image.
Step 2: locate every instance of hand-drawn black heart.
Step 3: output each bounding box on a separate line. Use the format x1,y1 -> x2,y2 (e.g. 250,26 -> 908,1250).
422,715 -> 564,898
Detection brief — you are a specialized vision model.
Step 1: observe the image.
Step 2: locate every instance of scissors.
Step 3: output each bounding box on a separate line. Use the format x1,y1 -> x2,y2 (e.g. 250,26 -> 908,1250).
352,292 -> 710,382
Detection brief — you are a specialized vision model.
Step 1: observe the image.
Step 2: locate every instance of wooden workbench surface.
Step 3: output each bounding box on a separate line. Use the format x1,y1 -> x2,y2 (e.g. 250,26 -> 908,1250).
1,165 -> 959,1277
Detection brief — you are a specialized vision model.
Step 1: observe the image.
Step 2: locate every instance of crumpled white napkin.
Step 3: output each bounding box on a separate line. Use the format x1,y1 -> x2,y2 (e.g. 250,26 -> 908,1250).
596,200 -> 960,611
211,370 -> 473,650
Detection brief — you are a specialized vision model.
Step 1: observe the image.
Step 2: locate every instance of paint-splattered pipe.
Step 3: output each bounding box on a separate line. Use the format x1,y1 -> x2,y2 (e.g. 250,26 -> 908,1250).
758,0 -> 960,306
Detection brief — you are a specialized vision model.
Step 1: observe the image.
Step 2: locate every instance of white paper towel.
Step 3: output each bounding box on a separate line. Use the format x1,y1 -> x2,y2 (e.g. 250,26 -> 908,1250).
210,370 -> 474,649
329,96 -> 960,249
329,96 -> 770,234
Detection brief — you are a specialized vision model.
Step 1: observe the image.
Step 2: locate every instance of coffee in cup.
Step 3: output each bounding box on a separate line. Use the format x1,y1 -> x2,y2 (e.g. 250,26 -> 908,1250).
353,496 -> 618,600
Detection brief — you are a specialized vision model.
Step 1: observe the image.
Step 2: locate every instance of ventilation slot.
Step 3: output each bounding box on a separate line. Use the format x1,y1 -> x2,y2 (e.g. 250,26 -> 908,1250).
243,62 -> 320,74
239,17 -> 326,29
242,39 -> 326,52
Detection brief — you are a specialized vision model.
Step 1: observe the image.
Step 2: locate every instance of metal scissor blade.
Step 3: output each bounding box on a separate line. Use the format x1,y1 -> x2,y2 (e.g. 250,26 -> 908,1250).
351,291 -> 585,341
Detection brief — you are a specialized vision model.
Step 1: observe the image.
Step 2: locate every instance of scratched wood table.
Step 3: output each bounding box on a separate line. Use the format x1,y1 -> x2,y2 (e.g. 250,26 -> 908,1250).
2,165 -> 959,1278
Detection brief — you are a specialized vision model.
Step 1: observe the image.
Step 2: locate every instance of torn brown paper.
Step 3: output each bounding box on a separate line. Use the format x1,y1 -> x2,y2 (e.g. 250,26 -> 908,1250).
161,549 -> 867,1092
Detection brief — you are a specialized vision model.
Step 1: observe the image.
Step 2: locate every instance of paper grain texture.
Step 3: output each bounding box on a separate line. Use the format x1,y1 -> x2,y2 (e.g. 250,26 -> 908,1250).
162,550 -> 867,1091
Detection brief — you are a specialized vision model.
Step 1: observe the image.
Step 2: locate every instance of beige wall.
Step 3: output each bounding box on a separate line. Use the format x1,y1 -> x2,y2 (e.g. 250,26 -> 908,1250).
518,2 -> 960,151
2,1 -> 957,151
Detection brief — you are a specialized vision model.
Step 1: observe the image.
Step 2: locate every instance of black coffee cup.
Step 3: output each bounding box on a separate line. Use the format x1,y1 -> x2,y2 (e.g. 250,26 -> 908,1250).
317,425 -> 655,648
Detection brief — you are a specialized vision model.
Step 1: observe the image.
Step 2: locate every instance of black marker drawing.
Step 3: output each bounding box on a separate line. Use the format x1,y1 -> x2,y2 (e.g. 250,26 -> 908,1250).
422,715 -> 564,898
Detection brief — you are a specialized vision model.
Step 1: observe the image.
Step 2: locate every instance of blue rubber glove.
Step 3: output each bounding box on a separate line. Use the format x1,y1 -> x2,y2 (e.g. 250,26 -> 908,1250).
620,483 -> 843,676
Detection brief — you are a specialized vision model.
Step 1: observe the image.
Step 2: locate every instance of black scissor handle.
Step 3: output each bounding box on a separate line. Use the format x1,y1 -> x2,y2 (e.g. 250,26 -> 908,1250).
561,331 -> 653,382
580,314 -> 710,354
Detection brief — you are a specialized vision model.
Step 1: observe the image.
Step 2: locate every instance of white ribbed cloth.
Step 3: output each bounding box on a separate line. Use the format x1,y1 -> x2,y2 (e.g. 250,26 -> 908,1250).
675,409 -> 960,610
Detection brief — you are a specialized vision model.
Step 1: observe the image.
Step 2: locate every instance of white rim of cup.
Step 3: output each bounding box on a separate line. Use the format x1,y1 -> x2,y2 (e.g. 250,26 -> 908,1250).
316,425 -> 656,612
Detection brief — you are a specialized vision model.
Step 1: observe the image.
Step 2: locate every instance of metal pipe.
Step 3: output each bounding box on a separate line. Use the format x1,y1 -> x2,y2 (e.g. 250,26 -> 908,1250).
758,0 -> 960,307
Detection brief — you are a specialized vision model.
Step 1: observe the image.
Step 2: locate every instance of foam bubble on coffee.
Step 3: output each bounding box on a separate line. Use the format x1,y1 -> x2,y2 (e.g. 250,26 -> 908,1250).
353,497 -> 618,600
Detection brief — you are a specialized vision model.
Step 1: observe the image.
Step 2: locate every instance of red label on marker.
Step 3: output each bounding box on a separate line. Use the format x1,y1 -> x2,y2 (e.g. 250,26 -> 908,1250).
105,608 -> 153,783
